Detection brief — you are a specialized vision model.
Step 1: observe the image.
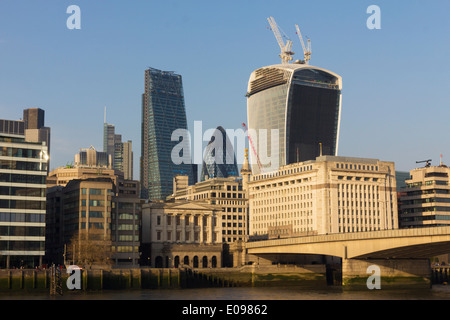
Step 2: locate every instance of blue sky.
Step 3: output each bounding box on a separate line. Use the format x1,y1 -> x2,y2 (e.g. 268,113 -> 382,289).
0,0 -> 449,177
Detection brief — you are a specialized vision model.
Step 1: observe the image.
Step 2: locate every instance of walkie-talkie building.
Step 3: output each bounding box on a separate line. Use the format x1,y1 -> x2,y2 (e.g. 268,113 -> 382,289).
141,67 -> 193,200
246,63 -> 342,175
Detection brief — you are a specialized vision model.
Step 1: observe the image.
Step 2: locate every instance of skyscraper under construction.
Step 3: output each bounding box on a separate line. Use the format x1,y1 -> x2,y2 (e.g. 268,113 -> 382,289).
246,18 -> 343,175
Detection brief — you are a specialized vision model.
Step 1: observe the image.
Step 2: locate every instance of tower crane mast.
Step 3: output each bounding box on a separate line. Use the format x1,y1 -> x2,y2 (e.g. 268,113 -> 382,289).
267,17 -> 294,64
295,24 -> 311,65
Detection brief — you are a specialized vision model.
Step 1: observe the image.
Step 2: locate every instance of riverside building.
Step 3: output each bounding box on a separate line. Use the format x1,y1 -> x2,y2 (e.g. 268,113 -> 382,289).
399,163 -> 450,228
141,201 -> 223,268
248,155 -> 398,238
45,149 -> 142,267
0,128 -> 49,268
246,63 -> 342,175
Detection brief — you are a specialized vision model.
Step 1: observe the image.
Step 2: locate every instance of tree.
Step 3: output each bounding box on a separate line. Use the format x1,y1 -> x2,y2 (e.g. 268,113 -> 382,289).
66,232 -> 112,268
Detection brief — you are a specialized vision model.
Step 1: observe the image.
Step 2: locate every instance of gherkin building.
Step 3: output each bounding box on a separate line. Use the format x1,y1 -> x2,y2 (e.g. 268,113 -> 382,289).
201,126 -> 239,181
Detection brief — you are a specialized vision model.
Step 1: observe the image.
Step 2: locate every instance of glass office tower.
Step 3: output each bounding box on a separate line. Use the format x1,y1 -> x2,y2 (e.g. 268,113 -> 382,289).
246,63 -> 342,175
141,67 -> 193,200
201,126 -> 239,181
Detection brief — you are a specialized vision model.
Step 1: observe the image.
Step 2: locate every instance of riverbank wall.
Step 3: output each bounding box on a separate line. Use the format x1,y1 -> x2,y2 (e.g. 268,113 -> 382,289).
0,264 -> 328,293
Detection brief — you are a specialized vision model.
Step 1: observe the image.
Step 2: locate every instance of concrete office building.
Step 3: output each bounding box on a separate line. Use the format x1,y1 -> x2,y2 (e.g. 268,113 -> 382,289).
246,63 -> 342,175
46,155 -> 142,267
249,155 -> 398,238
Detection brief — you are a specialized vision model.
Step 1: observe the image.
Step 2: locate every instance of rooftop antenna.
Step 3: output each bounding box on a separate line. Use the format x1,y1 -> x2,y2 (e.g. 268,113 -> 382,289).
104,106 -> 107,124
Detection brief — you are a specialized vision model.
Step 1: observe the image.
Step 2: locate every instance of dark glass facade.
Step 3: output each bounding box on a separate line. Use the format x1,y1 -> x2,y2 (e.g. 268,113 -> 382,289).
141,68 -> 193,200
201,126 -> 239,181
247,64 -> 342,174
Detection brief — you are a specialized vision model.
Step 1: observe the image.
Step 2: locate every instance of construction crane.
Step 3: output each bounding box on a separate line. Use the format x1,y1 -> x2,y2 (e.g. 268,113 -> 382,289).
242,123 -> 262,171
416,159 -> 432,167
267,17 -> 294,64
295,24 -> 311,65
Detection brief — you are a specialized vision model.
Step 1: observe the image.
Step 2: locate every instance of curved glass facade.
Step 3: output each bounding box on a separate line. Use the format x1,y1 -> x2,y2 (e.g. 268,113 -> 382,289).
201,126 -> 239,181
247,64 -> 342,175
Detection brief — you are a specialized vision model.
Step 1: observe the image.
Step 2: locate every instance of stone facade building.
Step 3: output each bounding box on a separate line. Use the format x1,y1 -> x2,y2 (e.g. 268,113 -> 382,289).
249,155 -> 398,238
141,201 -> 223,268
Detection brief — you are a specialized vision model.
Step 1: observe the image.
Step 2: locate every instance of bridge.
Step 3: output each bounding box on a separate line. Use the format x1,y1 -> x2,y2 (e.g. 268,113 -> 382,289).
245,226 -> 450,288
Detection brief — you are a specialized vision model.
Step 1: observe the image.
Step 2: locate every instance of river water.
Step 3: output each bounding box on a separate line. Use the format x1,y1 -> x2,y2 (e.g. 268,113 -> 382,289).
2,285 -> 450,300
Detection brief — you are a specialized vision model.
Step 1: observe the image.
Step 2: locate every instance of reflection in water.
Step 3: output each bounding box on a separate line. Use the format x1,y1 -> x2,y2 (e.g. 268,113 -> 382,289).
2,285 -> 450,300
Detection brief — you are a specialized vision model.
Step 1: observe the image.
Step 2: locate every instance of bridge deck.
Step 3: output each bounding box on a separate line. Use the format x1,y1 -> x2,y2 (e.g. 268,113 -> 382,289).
246,226 -> 450,259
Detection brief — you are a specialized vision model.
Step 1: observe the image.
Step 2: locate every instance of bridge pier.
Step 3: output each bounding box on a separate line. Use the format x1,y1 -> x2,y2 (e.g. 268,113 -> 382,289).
342,258 -> 432,289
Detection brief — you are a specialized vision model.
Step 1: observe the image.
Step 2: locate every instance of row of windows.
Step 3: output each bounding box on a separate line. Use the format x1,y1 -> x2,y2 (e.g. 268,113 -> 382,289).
252,165 -> 314,181
402,207 -> 450,214
81,211 -> 104,218
401,215 -> 450,222
254,179 -> 312,191
339,226 -> 382,232
156,230 -> 219,243
0,173 -> 46,184
407,180 -> 449,188
336,163 -> 378,171
113,235 -> 139,242
402,197 -> 450,205
338,176 -> 378,182
0,160 -> 47,172
0,240 -> 44,251
157,215 -> 218,227
0,226 -> 44,237
80,222 -> 105,229
111,224 -> 139,231
112,246 -> 139,253
0,186 -> 46,197
0,212 -> 45,223
81,200 -> 105,207
223,222 -> 244,228
81,188 -> 109,196
0,147 -> 44,159
0,199 -> 46,210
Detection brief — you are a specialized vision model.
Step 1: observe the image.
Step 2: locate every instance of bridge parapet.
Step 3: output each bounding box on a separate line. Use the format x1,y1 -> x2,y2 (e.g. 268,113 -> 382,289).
246,226 -> 450,259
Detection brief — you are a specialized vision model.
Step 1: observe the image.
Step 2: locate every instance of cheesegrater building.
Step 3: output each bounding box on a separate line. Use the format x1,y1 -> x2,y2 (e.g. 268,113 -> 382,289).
246,62 -> 342,175
141,67 -> 194,200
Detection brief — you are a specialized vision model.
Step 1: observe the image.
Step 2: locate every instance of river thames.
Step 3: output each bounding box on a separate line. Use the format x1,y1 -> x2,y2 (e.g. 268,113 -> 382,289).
2,285 -> 450,300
